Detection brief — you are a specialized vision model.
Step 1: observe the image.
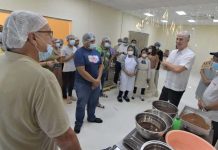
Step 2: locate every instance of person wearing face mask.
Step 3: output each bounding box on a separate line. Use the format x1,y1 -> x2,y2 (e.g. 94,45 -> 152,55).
147,45 -> 159,97
195,53 -> 218,100
74,36 -> 80,49
132,48 -> 151,101
97,37 -> 113,98
114,37 -> 129,84
113,38 -> 123,52
61,34 -> 78,103
198,52 -> 218,146
0,11 -> 81,150
130,39 -> 139,57
74,32 -> 104,134
154,42 -> 163,96
117,45 -> 138,102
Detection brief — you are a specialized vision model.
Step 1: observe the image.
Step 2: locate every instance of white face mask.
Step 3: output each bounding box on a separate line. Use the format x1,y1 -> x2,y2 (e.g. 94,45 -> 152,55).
148,49 -> 152,53
127,51 -> 134,56
69,40 -> 75,46
131,43 -> 136,47
89,43 -> 96,50
142,53 -> 147,58
104,42 -> 111,48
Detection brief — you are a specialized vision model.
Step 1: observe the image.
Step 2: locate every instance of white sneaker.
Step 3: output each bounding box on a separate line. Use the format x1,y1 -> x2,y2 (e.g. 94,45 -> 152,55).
67,97 -> 73,104
71,95 -> 77,101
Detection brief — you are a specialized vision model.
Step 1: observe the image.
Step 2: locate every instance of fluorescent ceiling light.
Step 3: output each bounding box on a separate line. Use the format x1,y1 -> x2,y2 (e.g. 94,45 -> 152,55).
213,19 -> 218,22
144,13 -> 154,17
161,20 -> 168,23
188,19 -> 196,23
176,11 -> 186,15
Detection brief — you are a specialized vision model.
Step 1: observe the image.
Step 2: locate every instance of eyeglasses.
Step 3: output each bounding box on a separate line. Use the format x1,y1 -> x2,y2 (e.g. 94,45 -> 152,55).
37,30 -> 53,37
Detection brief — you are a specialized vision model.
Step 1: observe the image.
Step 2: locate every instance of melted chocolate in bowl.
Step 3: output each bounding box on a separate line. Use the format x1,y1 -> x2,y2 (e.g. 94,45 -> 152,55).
139,122 -> 161,132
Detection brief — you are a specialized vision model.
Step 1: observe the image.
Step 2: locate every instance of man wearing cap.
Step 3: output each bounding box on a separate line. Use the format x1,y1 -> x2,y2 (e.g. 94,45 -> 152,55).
198,52 -> 218,145
114,37 -> 129,84
74,32 -> 104,134
160,31 -> 195,107
195,52 -> 218,100
0,11 -> 80,150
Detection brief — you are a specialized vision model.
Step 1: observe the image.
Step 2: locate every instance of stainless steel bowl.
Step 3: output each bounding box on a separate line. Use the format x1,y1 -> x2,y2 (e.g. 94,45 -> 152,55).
141,140 -> 174,150
136,112 -> 167,140
145,109 -> 173,132
152,101 -> 178,118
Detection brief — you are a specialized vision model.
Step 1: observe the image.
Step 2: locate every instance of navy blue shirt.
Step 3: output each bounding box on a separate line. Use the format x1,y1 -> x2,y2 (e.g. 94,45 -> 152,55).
74,47 -> 102,85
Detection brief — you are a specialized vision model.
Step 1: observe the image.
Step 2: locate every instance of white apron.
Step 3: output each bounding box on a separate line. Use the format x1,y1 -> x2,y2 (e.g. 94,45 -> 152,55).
120,56 -> 137,91
135,58 -> 150,88
147,68 -> 157,96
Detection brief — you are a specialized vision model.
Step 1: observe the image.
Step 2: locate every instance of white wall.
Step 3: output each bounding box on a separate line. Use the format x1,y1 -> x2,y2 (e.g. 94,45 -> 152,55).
152,25 -> 218,73
0,0 -> 156,45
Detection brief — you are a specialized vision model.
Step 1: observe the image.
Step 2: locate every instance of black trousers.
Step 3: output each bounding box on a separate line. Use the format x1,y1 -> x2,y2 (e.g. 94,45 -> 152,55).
113,61 -> 121,84
62,71 -> 75,98
159,86 -> 184,107
212,121 -> 218,146
133,87 -> 145,95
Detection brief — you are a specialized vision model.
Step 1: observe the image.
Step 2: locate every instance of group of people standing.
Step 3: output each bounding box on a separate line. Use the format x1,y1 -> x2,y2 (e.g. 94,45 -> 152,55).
113,37 -> 163,102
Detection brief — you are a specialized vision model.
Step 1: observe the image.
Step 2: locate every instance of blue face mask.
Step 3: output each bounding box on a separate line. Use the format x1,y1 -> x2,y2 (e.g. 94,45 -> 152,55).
212,62 -> 218,72
69,40 -> 75,46
38,44 -> 53,61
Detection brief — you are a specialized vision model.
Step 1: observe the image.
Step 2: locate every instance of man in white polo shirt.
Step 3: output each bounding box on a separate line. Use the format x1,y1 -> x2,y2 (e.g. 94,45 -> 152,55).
159,31 -> 195,107
198,53 -> 218,145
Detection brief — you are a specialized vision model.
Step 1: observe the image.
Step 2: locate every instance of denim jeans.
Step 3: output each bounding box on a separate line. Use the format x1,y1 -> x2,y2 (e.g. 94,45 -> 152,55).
100,71 -> 108,95
74,81 -> 100,127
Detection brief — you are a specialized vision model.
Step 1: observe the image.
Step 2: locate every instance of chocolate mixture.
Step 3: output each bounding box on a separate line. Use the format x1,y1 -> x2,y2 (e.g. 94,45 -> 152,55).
139,122 -> 161,132
181,113 -> 210,130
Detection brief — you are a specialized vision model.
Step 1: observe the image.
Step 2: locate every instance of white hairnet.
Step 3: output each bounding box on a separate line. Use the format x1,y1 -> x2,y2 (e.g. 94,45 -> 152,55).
66,34 -> 76,41
102,37 -> 111,42
82,32 -> 95,43
2,11 -> 48,49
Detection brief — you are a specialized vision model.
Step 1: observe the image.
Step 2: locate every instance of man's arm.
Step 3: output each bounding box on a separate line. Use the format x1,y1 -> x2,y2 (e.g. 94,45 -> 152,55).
55,128 -> 81,150
205,101 -> 218,111
61,54 -> 74,63
162,60 -> 186,73
97,64 -> 104,80
76,66 -> 97,83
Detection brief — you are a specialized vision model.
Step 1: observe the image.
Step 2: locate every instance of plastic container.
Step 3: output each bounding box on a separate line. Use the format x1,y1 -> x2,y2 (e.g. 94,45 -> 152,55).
172,117 -> 182,130
166,130 -> 215,150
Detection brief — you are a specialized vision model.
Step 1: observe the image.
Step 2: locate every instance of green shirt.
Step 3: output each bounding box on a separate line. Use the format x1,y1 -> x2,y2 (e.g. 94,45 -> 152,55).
97,46 -> 111,71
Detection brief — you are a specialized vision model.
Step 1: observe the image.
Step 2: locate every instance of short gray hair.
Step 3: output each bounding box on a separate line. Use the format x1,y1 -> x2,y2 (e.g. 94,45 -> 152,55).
66,34 -> 76,41
177,31 -> 190,39
82,32 -> 95,43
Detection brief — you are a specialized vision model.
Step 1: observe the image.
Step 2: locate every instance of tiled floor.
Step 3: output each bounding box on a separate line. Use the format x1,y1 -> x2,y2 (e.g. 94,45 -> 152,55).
64,69 -> 201,150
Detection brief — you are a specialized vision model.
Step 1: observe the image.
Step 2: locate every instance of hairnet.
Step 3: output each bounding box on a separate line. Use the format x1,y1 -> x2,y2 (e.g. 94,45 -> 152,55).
82,32 -> 95,43
2,11 -> 48,49
154,42 -> 161,47
123,37 -> 128,43
66,34 -> 76,41
102,37 -> 111,42
118,38 -> 122,42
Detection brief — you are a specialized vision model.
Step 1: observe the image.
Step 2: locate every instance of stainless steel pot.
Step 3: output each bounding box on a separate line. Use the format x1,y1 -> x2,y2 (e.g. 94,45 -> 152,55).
145,109 -> 173,132
152,101 -> 178,118
135,112 -> 167,140
140,140 -> 174,150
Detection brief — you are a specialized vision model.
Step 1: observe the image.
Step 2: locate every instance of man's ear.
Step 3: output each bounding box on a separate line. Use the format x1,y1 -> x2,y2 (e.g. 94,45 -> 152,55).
28,33 -> 37,47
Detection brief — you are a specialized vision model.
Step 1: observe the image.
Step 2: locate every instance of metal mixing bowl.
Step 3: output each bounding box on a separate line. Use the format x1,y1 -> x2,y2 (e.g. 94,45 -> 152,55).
136,112 -> 167,140
145,109 -> 173,132
152,101 -> 178,118
141,140 -> 174,150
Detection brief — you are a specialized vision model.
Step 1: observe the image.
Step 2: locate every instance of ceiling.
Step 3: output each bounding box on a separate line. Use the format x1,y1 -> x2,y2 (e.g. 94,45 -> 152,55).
91,0 -> 218,25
